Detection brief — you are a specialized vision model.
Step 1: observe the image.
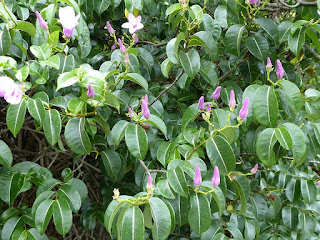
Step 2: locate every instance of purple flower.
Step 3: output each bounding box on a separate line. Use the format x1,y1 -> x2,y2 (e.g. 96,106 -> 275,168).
239,97 -> 249,120
266,57 -> 272,70
142,96 -> 150,119
251,164 -> 258,174
194,166 -> 202,187
36,11 -> 48,31
87,84 -> 95,98
121,13 -> 144,34
316,178 -> 320,186
128,107 -> 134,118
212,166 -> 220,188
198,96 -> 205,110
111,43 -> 117,50
212,86 -> 221,100
106,21 -> 115,35
147,175 -> 153,189
125,53 -> 129,65
118,38 -> 126,53
0,77 -> 23,105
206,103 -> 211,112
58,6 -> 80,39
249,0 -> 259,4
229,90 -> 236,109
276,60 -> 284,79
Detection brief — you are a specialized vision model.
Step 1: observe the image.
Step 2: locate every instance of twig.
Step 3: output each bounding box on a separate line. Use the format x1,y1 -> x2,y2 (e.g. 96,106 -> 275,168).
309,161 -> 320,164
137,40 -> 167,47
138,159 -> 151,177
73,155 -> 87,173
83,161 -> 102,173
218,56 -> 249,84
150,169 -> 167,174
149,70 -> 184,107
304,44 -> 320,61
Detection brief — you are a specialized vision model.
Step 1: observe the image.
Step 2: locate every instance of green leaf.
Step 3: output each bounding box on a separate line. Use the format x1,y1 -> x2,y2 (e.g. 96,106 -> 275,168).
100,150 -> 122,178
275,126 -> 292,150
57,183 -> 82,213
225,24 -> 246,56
179,50 -> 200,78
11,228 -> 28,240
214,5 -> 227,28
253,85 -> 278,127
145,114 -> 167,139
279,80 -> 303,115
43,109 -> 61,146
13,21 -> 36,37
92,114 -> 110,137
35,199 -> 54,234
28,228 -> 43,240
65,117 -> 91,155
166,38 -> 179,64
283,123 -> 306,166
94,0 -> 110,15
298,212 -> 316,238
300,179 -> 316,204
161,58 -> 174,78
282,206 -> 298,230
157,142 -> 173,166
41,55 -> 60,70
1,216 -> 23,240
6,99 -> 27,137
120,206 -> 145,240
104,92 -> 120,112
125,123 -> 148,159
188,193 -> 211,235
285,178 -> 300,202
181,103 -> 200,131
245,33 -> 269,60
256,128 -> 277,167
291,20 -> 308,35
52,198 -> 72,237
27,98 -> 45,124
254,18 -> 278,43
123,73 -> 148,91
0,25 -> 11,55
211,187 -> 226,217
278,21 -> 293,44
167,196 -> 189,226
68,178 -> 88,203
30,44 -> 51,61
189,5 -> 203,24
67,98 -> 84,113
167,166 -> 189,197
31,190 -> 55,216
288,27 -> 306,56
148,197 -> 172,240
206,135 -> 236,175
231,179 -> 247,215
202,14 -> 221,41
56,69 -> 79,91
111,120 -> 129,146
157,179 -> 175,199
57,0 -> 80,12
189,31 -> 216,55
0,140 -> 13,168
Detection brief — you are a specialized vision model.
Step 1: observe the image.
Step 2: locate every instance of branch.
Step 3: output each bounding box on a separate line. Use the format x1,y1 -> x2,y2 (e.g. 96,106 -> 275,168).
149,70 -> 185,107
137,41 -> 167,47
138,159 -> 167,177
217,56 -> 249,84
304,44 -> 320,61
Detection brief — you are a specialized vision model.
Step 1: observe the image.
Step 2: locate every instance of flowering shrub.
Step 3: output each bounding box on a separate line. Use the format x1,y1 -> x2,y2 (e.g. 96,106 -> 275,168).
0,0 -> 320,239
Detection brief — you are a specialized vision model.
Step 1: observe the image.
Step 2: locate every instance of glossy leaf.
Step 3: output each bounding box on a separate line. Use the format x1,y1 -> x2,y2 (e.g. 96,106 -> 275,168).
0,140 -> 13,168
167,166 -> 188,197
256,128 -> 277,167
43,109 -> 61,146
6,100 -> 27,137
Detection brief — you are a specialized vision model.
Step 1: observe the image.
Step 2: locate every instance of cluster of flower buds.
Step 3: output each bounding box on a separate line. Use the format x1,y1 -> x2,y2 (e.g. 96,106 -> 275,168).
0,77 -> 24,105
193,166 -> 220,189
266,57 -> 285,80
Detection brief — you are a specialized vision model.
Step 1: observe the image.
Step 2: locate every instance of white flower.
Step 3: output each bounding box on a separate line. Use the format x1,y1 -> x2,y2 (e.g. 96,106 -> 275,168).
0,76 -> 23,105
58,6 -> 80,38
121,13 -> 144,34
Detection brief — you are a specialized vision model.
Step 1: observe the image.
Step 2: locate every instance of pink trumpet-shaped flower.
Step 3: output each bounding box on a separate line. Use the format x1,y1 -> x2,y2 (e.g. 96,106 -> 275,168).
106,21 -> 115,35
229,90 -> 236,109
198,96 -> 205,110
206,103 -> 211,112
0,76 -> 23,105
125,53 -> 129,65
276,60 -> 284,79
316,178 -> 320,186
266,57 -> 272,70
142,96 -> 150,119
212,86 -> 221,100
212,166 -> 220,188
36,11 -> 48,30
58,6 -> 80,39
249,0 -> 259,4
194,167 -> 202,187
118,38 -> 126,53
87,85 -> 95,98
128,107 -> 134,118
239,97 -> 249,120
251,164 -> 258,174
121,13 -> 144,34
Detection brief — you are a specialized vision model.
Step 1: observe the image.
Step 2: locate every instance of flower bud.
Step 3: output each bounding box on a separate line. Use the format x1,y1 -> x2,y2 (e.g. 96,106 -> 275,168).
106,21 -> 115,35
276,59 -> 284,79
36,11 -> 48,31
266,57 -> 272,70
239,97 -> 249,120
133,33 -> 139,44
128,107 -> 134,118
212,86 -> 221,100
118,38 -> 126,53
113,188 -> 120,201
147,175 -> 154,197
251,163 -> 258,174
125,53 -> 129,65
316,178 -> 320,186
142,98 -> 150,119
194,166 -> 202,187
206,103 -> 211,112
87,84 -> 95,98
111,43 -> 117,50
229,90 -> 236,109
198,96 -> 205,110
212,166 -> 220,188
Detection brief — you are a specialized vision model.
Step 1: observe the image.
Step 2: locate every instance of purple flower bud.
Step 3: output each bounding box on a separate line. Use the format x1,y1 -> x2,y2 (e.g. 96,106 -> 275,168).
212,166 -> 220,188
147,175 -> 153,189
316,178 -> 320,186
276,60 -> 284,79
194,166 -> 202,187
212,86 -> 221,100
118,38 -> 126,53
142,98 -> 150,119
239,97 -> 249,120
129,107 -> 134,118
206,103 -> 211,112
266,57 -> 272,70
133,33 -> 139,44
36,11 -> 48,31
251,164 -> 258,174
249,0 -> 259,4
198,96 -> 205,110
87,84 -> 95,98
106,21 -> 115,35
111,43 -> 117,50
125,53 -> 129,65
144,94 -> 148,104
229,90 -> 236,109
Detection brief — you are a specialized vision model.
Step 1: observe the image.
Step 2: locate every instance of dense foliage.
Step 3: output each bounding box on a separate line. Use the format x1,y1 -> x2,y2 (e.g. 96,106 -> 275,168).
0,0 -> 320,239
